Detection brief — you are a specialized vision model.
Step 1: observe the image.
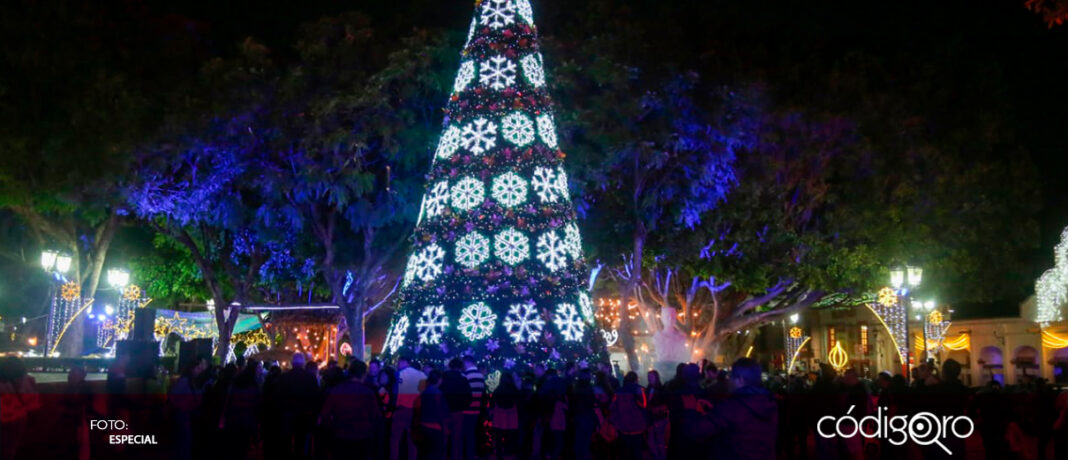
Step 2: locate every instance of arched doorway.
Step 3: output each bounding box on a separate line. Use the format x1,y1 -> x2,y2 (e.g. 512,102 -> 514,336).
1053,347 -> 1068,384
1013,346 -> 1040,383
979,346 -> 1004,385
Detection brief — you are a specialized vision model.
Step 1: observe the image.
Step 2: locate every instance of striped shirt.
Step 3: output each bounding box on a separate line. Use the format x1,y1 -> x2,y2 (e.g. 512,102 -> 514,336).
463,367 -> 485,415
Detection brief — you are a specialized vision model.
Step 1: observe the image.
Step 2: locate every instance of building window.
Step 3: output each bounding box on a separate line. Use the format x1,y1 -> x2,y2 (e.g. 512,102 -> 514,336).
861,324 -> 869,355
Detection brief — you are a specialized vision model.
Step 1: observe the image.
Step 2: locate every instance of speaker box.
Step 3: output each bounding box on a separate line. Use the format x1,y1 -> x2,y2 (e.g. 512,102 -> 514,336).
116,339 -> 159,379
178,338 -> 213,373
133,308 -> 157,341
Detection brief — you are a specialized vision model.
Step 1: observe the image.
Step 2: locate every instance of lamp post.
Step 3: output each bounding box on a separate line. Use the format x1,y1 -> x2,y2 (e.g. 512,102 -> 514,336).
891,264 -> 926,369
41,250 -> 73,355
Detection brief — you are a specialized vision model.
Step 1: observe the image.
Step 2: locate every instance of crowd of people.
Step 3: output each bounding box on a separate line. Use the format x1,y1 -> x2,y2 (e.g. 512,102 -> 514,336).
165,354 -> 1068,460
2,351 -> 1068,460
161,353 -> 783,460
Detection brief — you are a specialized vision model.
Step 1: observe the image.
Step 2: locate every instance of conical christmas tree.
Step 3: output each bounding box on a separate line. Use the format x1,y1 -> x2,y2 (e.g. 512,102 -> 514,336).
381,0 -> 606,370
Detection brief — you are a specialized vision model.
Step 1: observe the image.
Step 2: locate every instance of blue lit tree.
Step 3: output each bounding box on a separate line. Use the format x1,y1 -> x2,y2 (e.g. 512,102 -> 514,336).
127,40 -> 293,357
380,0 -> 607,369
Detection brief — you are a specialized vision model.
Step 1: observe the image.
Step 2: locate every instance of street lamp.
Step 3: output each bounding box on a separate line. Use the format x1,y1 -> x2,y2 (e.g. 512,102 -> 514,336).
54,254 -> 72,273
40,250 -> 58,271
107,268 -> 130,289
907,266 -> 923,287
890,265 -> 906,289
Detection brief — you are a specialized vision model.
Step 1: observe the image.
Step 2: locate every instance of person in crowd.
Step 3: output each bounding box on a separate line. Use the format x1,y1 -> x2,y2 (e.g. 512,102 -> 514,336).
461,355 -> 485,460
517,372 -> 537,458
541,368 -> 568,460
222,359 -> 261,460
277,352 -> 321,459
377,366 -> 399,456
169,355 -> 208,460
320,360 -> 382,459
924,359 -> 969,459
261,364 -> 284,460
697,358 -> 778,460
596,362 -> 621,391
418,369 -> 449,460
838,368 -> 869,459
441,358 -> 471,460
367,359 -> 382,386
0,357 -> 39,460
55,364 -> 92,459
391,356 -> 426,460
666,363 -> 703,459
645,369 -> 669,460
611,371 -> 648,460
570,368 -> 600,460
490,371 -> 521,460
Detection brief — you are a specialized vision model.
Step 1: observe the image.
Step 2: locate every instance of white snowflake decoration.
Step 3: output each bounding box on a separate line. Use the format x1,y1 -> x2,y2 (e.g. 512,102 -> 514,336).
451,177 -> 485,212
554,303 -> 585,341
532,167 -> 559,203
480,0 -> 516,29
416,305 -> 449,345
536,230 -> 568,272
425,181 -> 449,219
479,56 -> 517,90
494,227 -> 530,265
563,222 -> 582,258
537,113 -> 558,149
520,53 -> 545,87
458,302 -> 497,341
455,232 -> 490,269
515,0 -> 534,25
453,61 -> 476,94
460,118 -> 498,155
386,315 -> 410,354
500,112 -> 536,146
243,344 -> 260,358
436,126 -> 462,160
413,243 -> 445,282
577,292 -> 594,324
554,166 -> 570,201
503,302 -> 545,343
491,172 -> 528,208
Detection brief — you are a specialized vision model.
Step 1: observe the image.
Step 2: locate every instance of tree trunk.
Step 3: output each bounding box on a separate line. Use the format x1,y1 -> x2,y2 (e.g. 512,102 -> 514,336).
83,213 -> 120,299
343,302 -> 366,361
619,233 -> 645,372
214,295 -> 242,361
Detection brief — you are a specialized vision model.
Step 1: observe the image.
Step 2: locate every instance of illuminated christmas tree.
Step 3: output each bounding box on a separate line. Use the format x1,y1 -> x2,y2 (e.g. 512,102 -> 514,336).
382,0 -> 606,370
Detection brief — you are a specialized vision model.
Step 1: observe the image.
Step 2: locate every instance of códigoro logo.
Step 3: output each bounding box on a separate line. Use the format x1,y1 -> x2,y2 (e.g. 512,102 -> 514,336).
816,405 -> 974,455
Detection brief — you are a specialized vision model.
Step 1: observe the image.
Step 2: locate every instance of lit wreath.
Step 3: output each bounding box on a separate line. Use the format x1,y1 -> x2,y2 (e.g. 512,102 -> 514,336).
61,282 -> 80,301
123,285 -> 142,301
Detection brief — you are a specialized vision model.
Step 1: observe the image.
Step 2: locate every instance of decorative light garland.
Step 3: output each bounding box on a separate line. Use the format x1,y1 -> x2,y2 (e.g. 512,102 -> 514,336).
828,340 -> 849,371
1041,329 -> 1068,349
864,301 -> 908,366
942,333 -> 970,351
1035,226 -> 1068,326
783,321 -> 810,372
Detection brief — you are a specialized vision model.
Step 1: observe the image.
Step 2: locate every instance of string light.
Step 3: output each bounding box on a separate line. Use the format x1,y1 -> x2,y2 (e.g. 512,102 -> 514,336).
1035,226 -> 1068,326
864,302 -> 908,365
783,320 -> 809,372
942,333 -> 970,351
828,340 -> 849,371
1041,330 -> 1068,349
